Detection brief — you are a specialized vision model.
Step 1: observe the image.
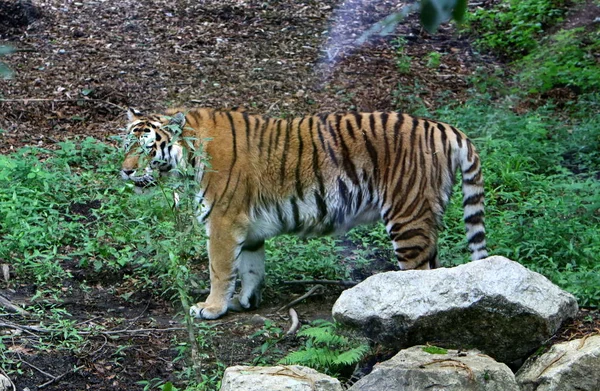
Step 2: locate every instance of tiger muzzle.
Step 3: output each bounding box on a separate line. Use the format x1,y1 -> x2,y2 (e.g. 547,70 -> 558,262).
121,169 -> 157,188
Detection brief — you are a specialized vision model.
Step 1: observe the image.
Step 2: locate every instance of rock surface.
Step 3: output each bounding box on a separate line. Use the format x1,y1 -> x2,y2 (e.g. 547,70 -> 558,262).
516,335 -> 600,391
220,365 -> 343,391
348,346 -> 519,391
332,256 -> 578,363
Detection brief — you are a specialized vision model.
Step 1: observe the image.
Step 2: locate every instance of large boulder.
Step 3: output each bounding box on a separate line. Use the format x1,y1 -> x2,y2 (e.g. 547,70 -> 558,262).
332,256 -> 578,363
516,335 -> 600,391
348,346 -> 519,391
220,365 -> 343,391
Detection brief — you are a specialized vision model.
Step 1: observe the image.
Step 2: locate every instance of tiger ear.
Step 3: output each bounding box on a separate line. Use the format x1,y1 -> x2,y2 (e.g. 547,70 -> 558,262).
168,112 -> 186,135
127,107 -> 144,122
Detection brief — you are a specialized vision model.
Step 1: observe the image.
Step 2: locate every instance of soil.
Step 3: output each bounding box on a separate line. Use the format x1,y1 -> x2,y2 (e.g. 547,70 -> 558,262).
1,1 -> 598,390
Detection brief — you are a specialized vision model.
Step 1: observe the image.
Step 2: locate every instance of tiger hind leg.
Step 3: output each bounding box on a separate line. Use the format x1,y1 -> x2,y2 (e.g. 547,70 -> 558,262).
385,211 -> 440,270
229,241 -> 265,311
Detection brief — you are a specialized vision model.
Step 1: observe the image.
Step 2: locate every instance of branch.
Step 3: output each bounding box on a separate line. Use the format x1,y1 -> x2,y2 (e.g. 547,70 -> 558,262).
285,308 -> 300,336
277,284 -> 324,313
283,279 -> 358,287
0,294 -> 30,316
38,366 -> 85,389
0,98 -> 125,111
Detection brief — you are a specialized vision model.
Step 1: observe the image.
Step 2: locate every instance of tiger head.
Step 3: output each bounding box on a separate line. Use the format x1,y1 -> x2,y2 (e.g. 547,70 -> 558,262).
121,108 -> 187,188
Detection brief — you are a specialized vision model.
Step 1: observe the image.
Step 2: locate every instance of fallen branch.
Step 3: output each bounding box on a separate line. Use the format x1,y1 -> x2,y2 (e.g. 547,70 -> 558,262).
38,366 -> 84,389
0,98 -> 125,111
286,308 -> 300,336
0,294 -> 30,316
277,284 -> 324,313
0,321 -> 185,337
18,356 -> 56,380
283,279 -> 357,287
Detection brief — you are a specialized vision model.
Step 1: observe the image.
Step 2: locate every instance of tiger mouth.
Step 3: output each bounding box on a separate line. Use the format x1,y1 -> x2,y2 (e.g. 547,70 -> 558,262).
131,174 -> 157,188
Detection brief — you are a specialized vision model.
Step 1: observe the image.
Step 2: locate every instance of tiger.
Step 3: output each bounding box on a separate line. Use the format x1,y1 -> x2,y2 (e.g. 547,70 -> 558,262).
120,107 -> 487,320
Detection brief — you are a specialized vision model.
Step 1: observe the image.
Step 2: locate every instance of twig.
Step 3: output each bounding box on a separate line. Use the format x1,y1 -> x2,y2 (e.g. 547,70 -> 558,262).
0,98 -> 125,111
18,356 -> 56,380
277,284 -> 324,313
0,366 -> 16,391
285,308 -> 300,335
38,366 -> 84,389
422,359 -> 475,381
0,321 -> 184,337
81,326 -> 186,335
0,294 -> 30,316
537,352 -> 566,378
283,279 -> 357,287
0,321 -> 46,337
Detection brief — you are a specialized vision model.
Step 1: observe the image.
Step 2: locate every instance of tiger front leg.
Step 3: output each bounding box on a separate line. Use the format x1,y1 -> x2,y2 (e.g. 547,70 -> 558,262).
189,232 -> 239,320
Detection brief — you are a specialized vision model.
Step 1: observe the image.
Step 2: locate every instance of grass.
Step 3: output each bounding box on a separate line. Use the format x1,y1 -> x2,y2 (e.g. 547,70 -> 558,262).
2,1 -> 600,386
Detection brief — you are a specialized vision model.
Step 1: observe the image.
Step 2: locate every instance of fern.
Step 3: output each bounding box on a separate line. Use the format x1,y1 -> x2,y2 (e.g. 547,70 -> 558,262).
279,321 -> 369,376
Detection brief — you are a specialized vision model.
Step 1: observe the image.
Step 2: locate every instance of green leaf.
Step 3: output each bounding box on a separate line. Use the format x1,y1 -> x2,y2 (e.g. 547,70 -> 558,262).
452,0 -> 468,23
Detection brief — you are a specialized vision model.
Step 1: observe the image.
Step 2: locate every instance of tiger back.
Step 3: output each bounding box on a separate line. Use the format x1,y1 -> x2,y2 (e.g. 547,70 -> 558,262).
121,107 -> 487,320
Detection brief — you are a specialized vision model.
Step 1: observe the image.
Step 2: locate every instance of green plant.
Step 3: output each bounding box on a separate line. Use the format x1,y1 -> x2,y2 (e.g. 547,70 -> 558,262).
250,320 -> 285,365
426,51 -> 442,68
517,29 -> 600,94
422,345 -> 448,354
465,0 -> 568,59
392,37 -> 412,75
280,320 -> 369,376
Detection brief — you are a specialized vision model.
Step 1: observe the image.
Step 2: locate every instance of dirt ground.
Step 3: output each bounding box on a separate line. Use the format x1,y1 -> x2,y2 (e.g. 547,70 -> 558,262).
1,0 -> 599,390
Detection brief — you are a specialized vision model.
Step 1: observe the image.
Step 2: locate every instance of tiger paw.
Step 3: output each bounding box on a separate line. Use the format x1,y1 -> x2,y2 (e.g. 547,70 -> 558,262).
189,302 -> 227,320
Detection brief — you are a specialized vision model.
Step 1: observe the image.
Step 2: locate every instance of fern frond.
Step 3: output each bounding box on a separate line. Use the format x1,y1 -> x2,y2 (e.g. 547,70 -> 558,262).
332,345 -> 370,366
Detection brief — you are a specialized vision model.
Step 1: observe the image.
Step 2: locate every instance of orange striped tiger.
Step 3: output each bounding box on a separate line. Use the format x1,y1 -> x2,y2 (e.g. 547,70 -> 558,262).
121,107 -> 487,319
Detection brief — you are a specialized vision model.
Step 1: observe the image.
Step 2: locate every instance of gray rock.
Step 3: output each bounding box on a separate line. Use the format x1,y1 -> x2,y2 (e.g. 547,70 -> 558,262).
0,374 -> 12,391
332,256 -> 578,363
348,346 -> 519,391
516,335 -> 600,391
220,365 -> 343,391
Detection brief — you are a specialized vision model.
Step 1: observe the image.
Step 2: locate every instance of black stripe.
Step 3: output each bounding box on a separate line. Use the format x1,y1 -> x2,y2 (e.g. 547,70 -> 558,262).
258,118 -> 268,152
290,197 -> 301,232
369,114 -> 376,138
338,178 -> 349,205
464,210 -> 484,225
223,173 -> 242,213
242,240 -> 265,252
338,126 -> 360,185
381,112 -> 389,131
280,119 -> 291,186
463,193 -> 484,207
327,145 -> 339,166
464,161 -> 478,175
326,114 -> 340,146
275,202 -> 286,229
314,190 -> 327,221
345,117 -> 356,140
295,117 -> 305,199
468,231 -> 486,245
242,112 -> 251,150
393,114 -> 404,146
225,112 -> 238,165
393,228 -> 427,242
450,126 -> 463,148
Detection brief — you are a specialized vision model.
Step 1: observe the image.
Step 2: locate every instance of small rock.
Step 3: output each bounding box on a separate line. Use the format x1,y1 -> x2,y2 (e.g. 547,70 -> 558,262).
516,335 -> 600,391
348,346 -> 519,391
220,365 -> 343,391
